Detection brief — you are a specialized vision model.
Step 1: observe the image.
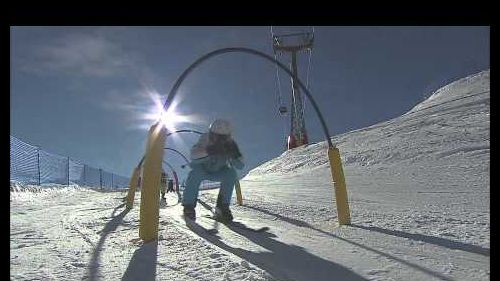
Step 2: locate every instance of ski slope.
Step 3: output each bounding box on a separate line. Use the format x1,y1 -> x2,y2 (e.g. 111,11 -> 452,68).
10,70 -> 490,280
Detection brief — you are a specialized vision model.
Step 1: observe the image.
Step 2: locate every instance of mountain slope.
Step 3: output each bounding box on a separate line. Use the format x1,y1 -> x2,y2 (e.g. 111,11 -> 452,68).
247,69 -> 489,177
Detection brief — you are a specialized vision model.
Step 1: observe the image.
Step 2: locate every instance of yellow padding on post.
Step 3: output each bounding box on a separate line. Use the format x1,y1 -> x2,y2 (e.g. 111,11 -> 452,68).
328,146 -> 351,225
126,167 -> 141,209
139,123 -> 166,242
235,180 -> 243,205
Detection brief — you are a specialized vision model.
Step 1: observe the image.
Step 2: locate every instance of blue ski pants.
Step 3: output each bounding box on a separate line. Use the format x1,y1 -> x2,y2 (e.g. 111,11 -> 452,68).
182,164 -> 238,207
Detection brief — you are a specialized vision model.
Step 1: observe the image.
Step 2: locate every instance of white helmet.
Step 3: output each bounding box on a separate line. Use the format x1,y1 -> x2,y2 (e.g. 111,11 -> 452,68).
209,119 -> 232,135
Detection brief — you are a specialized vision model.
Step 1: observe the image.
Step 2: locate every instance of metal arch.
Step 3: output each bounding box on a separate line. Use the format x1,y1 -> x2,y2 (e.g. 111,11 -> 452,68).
166,129 -> 204,137
162,161 -> 177,176
164,147 -> 190,166
136,129 -> 204,169
162,47 -> 334,148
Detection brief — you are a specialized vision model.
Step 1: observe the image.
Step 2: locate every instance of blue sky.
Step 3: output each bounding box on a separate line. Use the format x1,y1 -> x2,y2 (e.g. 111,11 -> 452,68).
10,26 -> 489,181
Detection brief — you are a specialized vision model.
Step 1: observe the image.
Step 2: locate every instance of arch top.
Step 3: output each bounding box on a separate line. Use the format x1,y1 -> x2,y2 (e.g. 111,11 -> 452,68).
166,129 -> 204,137
164,147 -> 190,165
162,47 -> 334,148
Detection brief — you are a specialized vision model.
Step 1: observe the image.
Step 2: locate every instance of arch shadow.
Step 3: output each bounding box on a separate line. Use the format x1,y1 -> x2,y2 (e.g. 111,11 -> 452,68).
86,203 -> 130,281
242,204 -> 456,281
350,224 -> 489,256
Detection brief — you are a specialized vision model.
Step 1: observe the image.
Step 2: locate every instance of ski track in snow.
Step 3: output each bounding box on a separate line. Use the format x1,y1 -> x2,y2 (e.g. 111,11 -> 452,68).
11,70 -> 489,280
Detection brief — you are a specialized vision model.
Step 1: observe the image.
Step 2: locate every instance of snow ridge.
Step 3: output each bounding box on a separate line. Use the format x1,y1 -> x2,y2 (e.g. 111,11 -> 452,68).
246,69 -> 490,176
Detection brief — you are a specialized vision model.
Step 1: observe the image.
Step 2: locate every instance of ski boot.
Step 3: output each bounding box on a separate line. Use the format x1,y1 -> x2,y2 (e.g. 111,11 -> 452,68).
183,205 -> 196,220
214,203 -> 233,223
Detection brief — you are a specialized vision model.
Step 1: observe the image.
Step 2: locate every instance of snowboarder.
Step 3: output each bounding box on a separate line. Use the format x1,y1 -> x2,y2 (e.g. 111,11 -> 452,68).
182,119 -> 244,222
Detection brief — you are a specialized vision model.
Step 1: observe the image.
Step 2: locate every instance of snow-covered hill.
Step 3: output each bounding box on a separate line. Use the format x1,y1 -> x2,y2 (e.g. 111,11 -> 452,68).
247,69 -> 489,176
11,70 -> 490,280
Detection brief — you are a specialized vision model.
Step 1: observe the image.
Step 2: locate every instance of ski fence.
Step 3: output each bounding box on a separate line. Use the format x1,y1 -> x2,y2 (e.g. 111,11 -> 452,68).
10,135 -> 129,189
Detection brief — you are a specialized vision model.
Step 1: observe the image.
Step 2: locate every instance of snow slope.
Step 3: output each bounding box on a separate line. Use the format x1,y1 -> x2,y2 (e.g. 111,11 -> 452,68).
10,70 -> 489,280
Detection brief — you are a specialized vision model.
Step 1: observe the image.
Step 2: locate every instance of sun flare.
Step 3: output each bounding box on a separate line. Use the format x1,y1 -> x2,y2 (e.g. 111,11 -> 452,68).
141,90 -> 193,131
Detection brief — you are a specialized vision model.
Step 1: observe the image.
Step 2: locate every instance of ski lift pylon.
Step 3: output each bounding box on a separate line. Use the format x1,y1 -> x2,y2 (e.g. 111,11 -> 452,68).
279,105 -> 288,115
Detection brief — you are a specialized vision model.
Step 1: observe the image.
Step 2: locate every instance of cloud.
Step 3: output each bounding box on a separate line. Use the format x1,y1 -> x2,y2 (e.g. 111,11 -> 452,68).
18,32 -> 147,78
97,87 -> 161,128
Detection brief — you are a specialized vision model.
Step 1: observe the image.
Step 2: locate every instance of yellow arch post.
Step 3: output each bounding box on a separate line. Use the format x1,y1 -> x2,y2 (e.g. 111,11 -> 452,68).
328,146 -> 351,225
125,167 -> 141,209
235,180 -> 243,205
139,122 -> 166,242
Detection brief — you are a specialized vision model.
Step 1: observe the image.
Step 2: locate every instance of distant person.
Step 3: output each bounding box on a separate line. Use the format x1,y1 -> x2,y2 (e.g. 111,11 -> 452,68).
160,172 -> 168,200
182,119 -> 244,222
167,179 -> 175,193
177,180 -> 185,203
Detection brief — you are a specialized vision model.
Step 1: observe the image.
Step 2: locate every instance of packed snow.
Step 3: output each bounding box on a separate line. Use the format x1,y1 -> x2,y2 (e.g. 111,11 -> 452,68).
11,70 -> 489,280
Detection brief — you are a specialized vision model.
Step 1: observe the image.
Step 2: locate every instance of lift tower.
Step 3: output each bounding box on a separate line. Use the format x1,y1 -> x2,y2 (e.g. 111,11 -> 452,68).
272,31 -> 314,150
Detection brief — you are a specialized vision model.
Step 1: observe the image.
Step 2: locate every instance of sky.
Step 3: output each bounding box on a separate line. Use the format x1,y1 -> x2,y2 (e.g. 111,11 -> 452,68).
10,69 -> 490,280
10,26 -> 490,180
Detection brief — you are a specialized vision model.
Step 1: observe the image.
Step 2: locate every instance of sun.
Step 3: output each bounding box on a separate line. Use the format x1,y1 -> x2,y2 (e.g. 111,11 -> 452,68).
140,89 -> 190,131
158,107 -> 189,131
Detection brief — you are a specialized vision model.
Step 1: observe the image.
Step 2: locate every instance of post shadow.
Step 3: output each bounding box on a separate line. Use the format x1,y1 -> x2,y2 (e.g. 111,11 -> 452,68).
111,203 -> 126,217
122,240 -> 158,281
86,203 -> 130,281
242,204 -> 456,281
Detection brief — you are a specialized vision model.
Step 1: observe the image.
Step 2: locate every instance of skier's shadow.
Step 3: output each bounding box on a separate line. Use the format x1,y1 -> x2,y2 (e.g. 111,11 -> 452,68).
193,200 -> 367,281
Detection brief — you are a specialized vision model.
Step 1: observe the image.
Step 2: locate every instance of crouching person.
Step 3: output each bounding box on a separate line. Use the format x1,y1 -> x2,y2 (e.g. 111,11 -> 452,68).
182,119 -> 244,222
